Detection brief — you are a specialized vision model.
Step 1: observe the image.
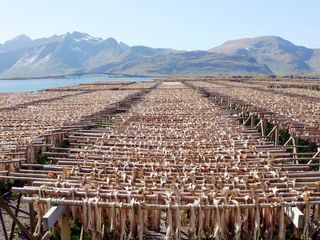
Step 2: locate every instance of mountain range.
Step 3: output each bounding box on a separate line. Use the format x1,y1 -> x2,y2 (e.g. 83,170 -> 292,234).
0,31 -> 319,78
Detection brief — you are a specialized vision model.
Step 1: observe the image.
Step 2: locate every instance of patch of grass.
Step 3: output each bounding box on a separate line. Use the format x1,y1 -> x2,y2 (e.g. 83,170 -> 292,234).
70,221 -> 91,240
279,128 -> 290,145
285,223 -> 300,240
37,152 -> 50,164
0,181 -> 13,194
60,139 -> 70,148
49,229 -> 60,240
297,138 -> 318,153
266,121 -> 274,135
13,227 -> 24,237
92,124 -> 107,129
70,222 -> 82,240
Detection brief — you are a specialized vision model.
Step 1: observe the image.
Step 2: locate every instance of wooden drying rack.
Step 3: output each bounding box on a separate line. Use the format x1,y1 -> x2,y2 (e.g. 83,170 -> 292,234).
0,79 -> 320,239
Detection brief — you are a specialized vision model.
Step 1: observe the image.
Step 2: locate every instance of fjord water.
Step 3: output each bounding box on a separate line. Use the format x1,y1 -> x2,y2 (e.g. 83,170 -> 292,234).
0,75 -> 151,92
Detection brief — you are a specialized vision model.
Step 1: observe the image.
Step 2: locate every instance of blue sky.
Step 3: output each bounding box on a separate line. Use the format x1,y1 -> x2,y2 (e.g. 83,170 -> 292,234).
0,0 -> 319,50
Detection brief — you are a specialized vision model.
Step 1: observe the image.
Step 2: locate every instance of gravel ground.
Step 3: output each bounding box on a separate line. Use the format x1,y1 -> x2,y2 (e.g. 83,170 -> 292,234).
0,196 -> 32,240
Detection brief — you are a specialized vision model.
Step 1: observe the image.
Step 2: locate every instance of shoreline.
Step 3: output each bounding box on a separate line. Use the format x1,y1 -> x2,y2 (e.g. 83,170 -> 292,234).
0,76 -> 153,93
0,73 -> 153,81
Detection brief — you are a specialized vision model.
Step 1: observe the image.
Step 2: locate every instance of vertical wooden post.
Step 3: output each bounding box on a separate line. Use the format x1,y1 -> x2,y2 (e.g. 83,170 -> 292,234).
9,193 -> 22,240
0,208 -> 9,240
250,115 -> 255,127
261,119 -> 267,137
28,193 -> 36,233
292,137 -> 298,164
60,207 -> 70,240
274,126 -> 279,145
28,179 -> 35,234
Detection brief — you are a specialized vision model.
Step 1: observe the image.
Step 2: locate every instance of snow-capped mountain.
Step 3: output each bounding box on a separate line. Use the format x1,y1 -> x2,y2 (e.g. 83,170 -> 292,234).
0,32 -> 319,77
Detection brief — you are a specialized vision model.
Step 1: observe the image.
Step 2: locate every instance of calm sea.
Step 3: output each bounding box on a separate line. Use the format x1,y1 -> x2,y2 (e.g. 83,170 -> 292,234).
0,75 -> 151,92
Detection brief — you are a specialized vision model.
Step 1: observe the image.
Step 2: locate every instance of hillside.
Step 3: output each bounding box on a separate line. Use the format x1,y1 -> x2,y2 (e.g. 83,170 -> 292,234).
0,32 -> 319,77
210,36 -> 319,74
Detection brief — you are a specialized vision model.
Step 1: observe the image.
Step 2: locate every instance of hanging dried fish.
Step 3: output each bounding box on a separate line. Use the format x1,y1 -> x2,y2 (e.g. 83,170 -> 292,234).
174,202 -> 181,240
5,79 -> 320,240
302,191 -> 311,239
278,199 -> 285,240
120,203 -> 127,240
253,198 -> 260,240
128,199 -> 137,239
231,199 -> 242,240
165,192 -> 174,240
195,199 -> 204,239
33,198 -> 45,237
212,199 -> 221,240
188,203 -> 197,240
137,202 -> 144,240
110,202 -> 116,232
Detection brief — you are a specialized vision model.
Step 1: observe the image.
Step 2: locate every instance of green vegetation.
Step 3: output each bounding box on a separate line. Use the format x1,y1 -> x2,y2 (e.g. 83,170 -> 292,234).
37,152 -> 50,164
92,124 -> 107,129
285,223 -> 301,240
70,222 -> 91,240
13,227 -> 24,238
60,139 -> 70,148
278,129 -> 290,145
49,229 -> 60,240
297,138 -> 318,153
48,221 -> 92,240
0,181 -> 13,194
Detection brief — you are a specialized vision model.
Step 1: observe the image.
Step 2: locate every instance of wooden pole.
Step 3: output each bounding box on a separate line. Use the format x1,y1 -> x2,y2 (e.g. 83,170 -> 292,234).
292,137 -> 298,164
284,136 -> 293,146
41,231 -> 51,240
242,116 -> 251,126
20,196 -> 320,210
308,148 -> 320,165
275,126 -> 279,146
28,193 -> 36,233
0,208 -> 9,240
250,115 -> 255,127
9,193 -> 22,240
261,119 -> 267,137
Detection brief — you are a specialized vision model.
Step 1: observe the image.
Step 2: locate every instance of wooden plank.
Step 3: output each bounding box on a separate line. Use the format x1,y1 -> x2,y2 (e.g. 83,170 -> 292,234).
43,205 -> 66,231
285,206 -> 304,229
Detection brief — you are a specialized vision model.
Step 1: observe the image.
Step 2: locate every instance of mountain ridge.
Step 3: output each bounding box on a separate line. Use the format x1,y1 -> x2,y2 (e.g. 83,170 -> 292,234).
210,36 -> 318,74
0,32 -> 319,77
